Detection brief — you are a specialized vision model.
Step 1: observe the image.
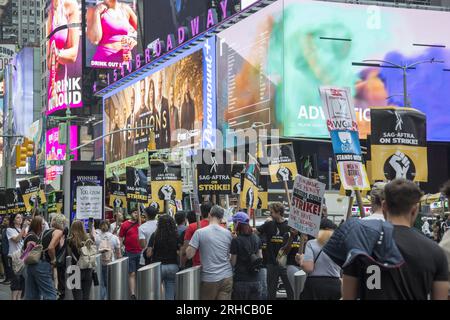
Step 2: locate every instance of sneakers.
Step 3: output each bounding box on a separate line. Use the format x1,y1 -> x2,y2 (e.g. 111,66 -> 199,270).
130,294 -> 136,300
0,280 -> 10,285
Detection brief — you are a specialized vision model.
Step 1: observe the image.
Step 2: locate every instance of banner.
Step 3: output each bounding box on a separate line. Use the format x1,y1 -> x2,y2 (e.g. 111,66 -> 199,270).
5,188 -> 26,214
76,185 -> 103,220
370,107 -> 427,182
150,161 -> 182,201
240,163 -> 260,209
197,150 -> 232,195
18,177 -> 47,212
109,183 -> 127,209
105,152 -> 149,179
268,143 -> 298,182
319,86 -> 370,190
126,167 -> 149,203
231,164 -> 244,195
289,175 -> 326,237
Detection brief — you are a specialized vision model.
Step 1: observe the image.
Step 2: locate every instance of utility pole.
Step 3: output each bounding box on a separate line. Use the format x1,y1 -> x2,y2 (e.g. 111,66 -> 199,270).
5,64 -> 14,188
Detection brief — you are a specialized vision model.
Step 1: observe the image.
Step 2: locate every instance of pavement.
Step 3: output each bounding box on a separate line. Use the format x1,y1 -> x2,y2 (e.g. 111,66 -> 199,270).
0,281 -> 11,300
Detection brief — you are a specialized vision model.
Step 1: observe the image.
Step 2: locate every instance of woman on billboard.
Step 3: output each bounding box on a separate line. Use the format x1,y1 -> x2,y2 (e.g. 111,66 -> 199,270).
46,0 -> 81,113
87,0 -> 138,68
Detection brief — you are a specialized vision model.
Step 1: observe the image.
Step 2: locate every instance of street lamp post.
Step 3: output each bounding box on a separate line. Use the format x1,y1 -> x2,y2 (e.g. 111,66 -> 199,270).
360,59 -> 444,107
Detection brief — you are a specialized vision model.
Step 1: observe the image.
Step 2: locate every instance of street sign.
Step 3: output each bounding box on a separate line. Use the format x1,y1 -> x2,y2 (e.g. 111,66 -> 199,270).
48,160 -> 65,166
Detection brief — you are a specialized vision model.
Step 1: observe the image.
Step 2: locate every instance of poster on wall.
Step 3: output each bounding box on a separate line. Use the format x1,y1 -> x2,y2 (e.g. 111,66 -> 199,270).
217,0 -> 450,142
46,0 -> 82,115
19,177 -> 47,212
370,107 -> 427,182
319,86 -> 370,191
288,175 -> 325,237
85,0 -> 138,69
103,37 -> 216,163
268,143 -> 298,183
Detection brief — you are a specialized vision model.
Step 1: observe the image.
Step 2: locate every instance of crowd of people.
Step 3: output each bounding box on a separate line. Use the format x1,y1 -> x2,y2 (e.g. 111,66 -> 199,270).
0,178 -> 449,300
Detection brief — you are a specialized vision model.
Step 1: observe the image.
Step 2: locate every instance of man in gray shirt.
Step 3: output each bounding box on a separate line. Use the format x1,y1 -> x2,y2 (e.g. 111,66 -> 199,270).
187,205 -> 233,300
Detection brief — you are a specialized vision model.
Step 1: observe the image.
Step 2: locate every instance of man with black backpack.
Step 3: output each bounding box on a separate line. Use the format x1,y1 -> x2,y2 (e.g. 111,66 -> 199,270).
230,212 -> 263,300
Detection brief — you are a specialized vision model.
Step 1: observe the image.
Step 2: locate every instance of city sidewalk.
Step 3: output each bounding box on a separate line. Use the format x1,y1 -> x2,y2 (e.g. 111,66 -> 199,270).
0,283 -> 10,300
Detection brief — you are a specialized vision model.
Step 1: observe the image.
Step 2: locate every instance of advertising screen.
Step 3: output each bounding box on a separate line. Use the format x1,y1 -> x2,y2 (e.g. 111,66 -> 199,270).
103,37 -> 216,164
85,0 -> 138,69
45,126 -> 79,182
143,0 -> 240,49
217,0 -> 450,141
46,0 -> 82,115
10,48 -> 34,137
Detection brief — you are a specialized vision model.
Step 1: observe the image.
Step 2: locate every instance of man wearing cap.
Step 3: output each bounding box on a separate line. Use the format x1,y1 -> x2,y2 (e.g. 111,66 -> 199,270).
186,205 -> 233,300
363,182 -> 386,221
342,179 -> 448,300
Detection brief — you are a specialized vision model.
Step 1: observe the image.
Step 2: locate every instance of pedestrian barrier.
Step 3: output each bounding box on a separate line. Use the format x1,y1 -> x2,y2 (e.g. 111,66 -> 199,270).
175,266 -> 201,300
90,254 -> 102,300
136,262 -> 162,300
293,270 -> 307,300
107,257 -> 129,300
64,256 -> 73,300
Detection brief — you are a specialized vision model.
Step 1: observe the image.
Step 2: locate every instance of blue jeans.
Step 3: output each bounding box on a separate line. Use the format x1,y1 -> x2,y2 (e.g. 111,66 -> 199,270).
161,264 -> 178,300
258,268 -> 268,300
25,261 -> 57,300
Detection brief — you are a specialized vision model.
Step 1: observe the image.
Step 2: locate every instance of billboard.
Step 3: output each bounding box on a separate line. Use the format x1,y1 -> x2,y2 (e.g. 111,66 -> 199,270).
217,0 -> 450,141
0,44 -> 15,74
103,37 -> 216,164
85,0 -> 138,69
143,0 -> 240,50
45,126 -> 79,182
10,48 -> 34,137
0,0 -> 13,26
46,0 -> 82,115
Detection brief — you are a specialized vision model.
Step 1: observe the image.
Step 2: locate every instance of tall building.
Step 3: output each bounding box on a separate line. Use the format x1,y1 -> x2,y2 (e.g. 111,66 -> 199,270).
0,0 -> 42,46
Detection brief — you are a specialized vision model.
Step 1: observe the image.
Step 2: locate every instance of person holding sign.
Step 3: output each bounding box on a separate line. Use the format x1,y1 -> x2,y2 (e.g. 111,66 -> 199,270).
255,202 -> 293,300
296,219 -> 341,300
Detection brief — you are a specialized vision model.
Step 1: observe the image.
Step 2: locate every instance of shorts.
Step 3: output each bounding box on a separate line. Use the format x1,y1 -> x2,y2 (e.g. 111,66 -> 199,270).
124,252 -> 141,273
8,257 -> 25,291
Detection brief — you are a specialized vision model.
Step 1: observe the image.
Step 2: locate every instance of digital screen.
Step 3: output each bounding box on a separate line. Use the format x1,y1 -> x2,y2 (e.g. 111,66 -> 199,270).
217,0 -> 450,141
85,0 -> 138,69
46,0 -> 82,115
11,48 -> 34,137
103,37 -> 216,164
46,126 -> 79,162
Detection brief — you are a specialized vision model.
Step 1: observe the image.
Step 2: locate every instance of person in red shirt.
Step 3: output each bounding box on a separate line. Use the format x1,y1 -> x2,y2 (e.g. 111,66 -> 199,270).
181,202 -> 213,268
119,209 -> 141,300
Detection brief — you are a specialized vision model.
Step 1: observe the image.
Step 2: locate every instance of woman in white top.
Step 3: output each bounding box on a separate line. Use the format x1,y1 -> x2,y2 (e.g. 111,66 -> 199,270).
6,214 -> 29,300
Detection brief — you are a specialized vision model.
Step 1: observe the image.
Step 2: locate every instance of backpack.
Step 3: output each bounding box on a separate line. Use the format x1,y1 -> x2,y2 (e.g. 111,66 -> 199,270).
73,238 -> 97,269
241,235 -> 262,274
1,229 -> 9,256
98,234 -> 114,266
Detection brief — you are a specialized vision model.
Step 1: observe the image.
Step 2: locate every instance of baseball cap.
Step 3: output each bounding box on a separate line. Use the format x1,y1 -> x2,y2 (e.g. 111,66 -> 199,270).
232,212 -> 250,225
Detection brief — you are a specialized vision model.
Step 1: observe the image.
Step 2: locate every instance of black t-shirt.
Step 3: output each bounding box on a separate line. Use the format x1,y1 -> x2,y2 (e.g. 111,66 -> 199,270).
282,233 -> 302,266
230,234 -> 262,282
257,220 -> 290,265
148,233 -> 179,265
343,225 -> 449,300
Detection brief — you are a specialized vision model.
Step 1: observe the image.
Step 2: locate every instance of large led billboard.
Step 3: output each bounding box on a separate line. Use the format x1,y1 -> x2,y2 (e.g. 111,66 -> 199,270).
217,0 -> 450,141
85,0 -> 138,69
103,37 -> 216,164
46,0 -> 82,115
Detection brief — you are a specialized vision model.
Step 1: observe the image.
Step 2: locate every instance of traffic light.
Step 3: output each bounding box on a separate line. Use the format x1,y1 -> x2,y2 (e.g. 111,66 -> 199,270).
15,138 -> 34,168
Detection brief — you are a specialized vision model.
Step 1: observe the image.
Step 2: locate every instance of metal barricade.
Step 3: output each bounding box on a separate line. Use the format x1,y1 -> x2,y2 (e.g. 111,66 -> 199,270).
136,262 -> 162,300
90,254 -> 102,300
175,266 -> 201,300
293,270 -> 307,300
107,257 -> 129,300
